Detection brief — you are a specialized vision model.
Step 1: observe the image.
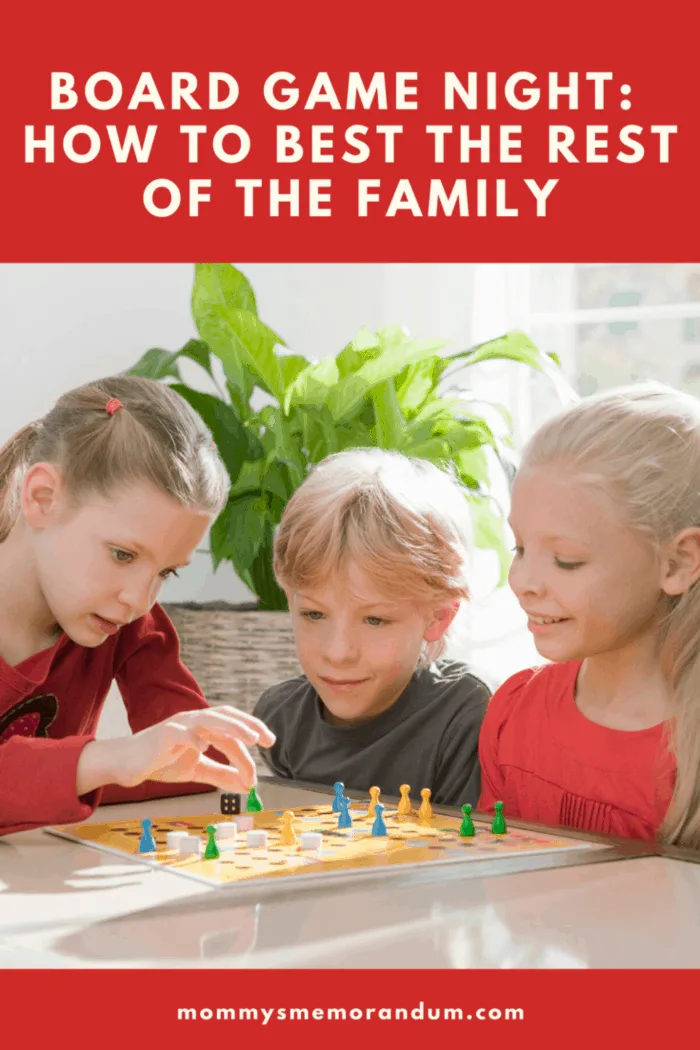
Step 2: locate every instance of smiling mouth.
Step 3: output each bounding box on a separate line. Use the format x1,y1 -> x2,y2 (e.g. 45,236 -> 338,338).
320,676 -> 369,687
528,615 -> 568,625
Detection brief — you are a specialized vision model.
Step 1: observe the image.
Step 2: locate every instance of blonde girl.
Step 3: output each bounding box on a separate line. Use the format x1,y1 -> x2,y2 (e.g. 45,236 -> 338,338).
479,382 -> 700,848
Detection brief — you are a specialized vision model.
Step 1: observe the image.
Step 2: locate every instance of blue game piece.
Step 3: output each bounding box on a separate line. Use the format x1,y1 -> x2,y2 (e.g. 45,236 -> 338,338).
332,781 -> 345,812
371,803 -> 388,837
337,796 -> 353,830
139,818 -> 157,853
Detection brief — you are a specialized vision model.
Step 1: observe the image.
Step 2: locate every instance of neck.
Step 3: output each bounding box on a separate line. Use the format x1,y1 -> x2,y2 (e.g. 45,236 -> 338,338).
0,521 -> 59,663
576,625 -> 670,730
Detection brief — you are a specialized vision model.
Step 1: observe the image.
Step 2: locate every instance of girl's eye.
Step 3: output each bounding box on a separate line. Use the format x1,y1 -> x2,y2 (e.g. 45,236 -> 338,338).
366,616 -> 387,627
301,610 -> 324,621
159,568 -> 180,580
111,548 -> 133,564
511,545 -> 524,557
555,559 -> 584,571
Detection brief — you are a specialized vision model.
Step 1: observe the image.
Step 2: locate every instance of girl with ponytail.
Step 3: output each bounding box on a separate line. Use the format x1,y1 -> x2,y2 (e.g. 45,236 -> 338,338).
0,375 -> 273,835
479,382 -> 700,849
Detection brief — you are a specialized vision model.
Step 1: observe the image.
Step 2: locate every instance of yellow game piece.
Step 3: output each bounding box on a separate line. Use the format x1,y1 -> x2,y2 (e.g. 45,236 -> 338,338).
368,786 -> 381,818
397,784 -> 413,815
418,787 -> 433,825
280,810 -> 296,846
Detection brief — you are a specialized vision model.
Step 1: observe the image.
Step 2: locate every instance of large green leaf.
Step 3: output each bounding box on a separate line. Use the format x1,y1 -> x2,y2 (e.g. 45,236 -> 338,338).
279,354 -> 313,390
196,304 -> 286,403
127,339 -> 212,382
247,526 -> 288,610
449,330 -> 577,404
283,356 -> 340,413
454,446 -> 490,489
395,357 -> 447,417
261,459 -> 294,503
210,492 -> 268,575
469,496 -> 512,586
406,419 -> 494,460
169,384 -> 261,485
371,380 -> 405,449
192,263 -> 258,317
329,328 -> 448,423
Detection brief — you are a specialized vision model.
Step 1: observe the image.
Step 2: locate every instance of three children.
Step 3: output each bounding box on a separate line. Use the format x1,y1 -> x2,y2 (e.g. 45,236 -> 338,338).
4,372 -> 698,851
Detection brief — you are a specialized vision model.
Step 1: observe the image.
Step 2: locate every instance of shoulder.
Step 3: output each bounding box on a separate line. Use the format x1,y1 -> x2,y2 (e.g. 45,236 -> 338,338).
414,662 -> 490,742
421,660 -> 490,709
483,661 -> 579,732
253,674 -> 312,723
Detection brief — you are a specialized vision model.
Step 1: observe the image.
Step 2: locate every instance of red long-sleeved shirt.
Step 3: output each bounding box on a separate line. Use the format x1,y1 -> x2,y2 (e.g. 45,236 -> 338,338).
0,603 -> 216,836
477,661 -> 674,842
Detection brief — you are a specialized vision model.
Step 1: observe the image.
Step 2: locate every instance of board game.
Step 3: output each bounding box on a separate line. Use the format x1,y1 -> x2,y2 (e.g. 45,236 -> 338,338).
46,794 -> 605,891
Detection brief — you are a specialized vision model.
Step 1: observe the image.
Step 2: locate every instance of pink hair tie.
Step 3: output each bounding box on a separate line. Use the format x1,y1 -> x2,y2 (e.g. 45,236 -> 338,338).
105,398 -> 123,416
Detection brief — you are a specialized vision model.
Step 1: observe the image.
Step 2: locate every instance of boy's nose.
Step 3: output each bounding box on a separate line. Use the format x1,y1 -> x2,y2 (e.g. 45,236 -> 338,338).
322,629 -> 360,665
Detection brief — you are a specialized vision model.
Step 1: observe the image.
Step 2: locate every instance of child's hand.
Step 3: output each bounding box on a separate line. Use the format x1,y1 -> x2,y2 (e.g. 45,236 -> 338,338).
76,707 -> 276,797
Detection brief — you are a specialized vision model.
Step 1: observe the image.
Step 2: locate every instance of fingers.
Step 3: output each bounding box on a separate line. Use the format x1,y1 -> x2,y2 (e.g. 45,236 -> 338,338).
189,726 -> 257,789
188,754 -> 253,794
197,706 -> 277,749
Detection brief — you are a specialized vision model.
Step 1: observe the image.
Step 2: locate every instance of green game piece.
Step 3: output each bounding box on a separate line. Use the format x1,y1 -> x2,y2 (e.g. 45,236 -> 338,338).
246,786 -> 263,813
459,803 -> 475,837
491,800 -> 507,835
204,824 -> 220,860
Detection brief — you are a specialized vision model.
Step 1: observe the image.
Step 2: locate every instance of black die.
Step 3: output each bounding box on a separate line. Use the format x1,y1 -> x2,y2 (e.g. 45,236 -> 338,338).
220,793 -> 241,815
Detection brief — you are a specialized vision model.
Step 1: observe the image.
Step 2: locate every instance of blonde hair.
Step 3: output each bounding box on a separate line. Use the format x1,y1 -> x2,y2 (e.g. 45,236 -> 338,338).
273,448 -> 473,666
0,375 -> 229,541
521,381 -> 700,849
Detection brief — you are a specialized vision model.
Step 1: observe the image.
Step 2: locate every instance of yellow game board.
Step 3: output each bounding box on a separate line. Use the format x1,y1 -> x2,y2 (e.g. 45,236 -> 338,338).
46,802 -> 603,890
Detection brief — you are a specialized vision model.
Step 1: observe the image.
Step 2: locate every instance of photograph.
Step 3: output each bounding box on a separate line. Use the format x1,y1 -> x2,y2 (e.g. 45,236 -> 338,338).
2,0 -> 699,1040
2,261 -> 699,976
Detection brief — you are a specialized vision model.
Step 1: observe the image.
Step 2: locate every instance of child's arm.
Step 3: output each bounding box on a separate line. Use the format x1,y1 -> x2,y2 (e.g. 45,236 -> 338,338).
0,606 -> 275,837
0,735 -> 104,834
100,604 -> 273,804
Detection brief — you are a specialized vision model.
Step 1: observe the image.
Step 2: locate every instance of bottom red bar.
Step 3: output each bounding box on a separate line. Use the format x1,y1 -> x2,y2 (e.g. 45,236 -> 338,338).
1,968 -> 692,1047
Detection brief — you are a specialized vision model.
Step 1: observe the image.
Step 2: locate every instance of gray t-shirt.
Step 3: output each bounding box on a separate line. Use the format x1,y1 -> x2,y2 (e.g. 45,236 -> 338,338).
253,661 -> 489,808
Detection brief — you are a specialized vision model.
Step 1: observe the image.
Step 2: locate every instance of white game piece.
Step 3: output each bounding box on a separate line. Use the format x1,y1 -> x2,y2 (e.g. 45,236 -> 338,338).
214,822 -> 238,839
166,831 -> 189,851
176,835 -> 201,856
299,832 -> 323,850
246,829 -> 268,848
235,815 -> 254,832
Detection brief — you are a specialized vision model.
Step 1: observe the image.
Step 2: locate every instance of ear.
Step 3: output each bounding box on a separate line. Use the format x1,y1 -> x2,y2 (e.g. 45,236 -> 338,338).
21,462 -> 67,528
423,600 -> 461,643
660,527 -> 700,596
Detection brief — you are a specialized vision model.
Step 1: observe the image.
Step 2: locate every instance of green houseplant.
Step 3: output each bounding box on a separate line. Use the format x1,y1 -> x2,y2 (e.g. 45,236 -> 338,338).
128,263 -> 566,610
126,263 -> 568,746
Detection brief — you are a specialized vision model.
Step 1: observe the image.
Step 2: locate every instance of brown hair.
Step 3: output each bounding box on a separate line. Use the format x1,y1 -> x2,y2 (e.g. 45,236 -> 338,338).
273,448 -> 473,665
0,375 -> 229,541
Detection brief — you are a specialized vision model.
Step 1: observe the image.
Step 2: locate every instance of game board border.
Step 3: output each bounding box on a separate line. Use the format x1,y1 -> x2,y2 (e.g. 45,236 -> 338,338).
44,777 -> 656,895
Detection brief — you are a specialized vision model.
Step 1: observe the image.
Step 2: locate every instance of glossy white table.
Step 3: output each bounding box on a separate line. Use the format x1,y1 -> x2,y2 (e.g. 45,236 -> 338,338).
1,780 -> 699,969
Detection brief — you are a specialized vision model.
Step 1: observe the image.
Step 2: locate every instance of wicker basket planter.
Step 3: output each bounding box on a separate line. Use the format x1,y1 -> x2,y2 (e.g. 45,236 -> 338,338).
162,601 -> 302,773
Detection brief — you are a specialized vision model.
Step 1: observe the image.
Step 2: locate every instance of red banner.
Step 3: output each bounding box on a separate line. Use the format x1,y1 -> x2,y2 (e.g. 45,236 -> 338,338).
1,0 -> 698,262
1,967 -> 695,1047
